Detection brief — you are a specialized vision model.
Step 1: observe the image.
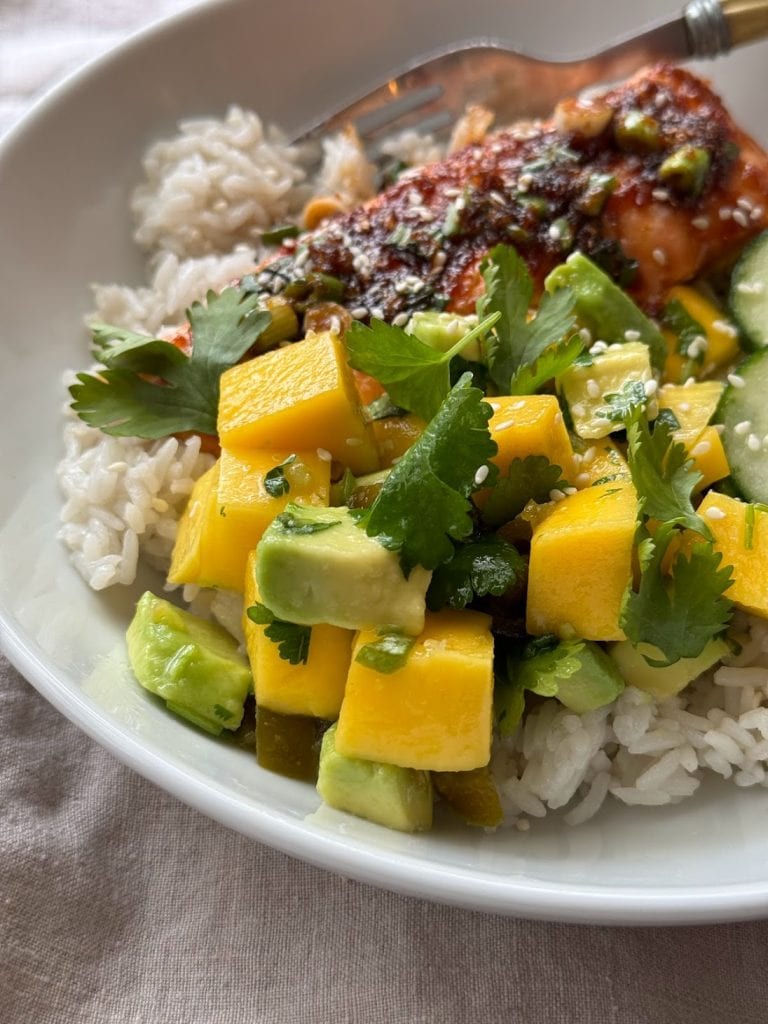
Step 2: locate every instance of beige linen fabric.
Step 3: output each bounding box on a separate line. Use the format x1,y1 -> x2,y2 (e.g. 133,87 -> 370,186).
3,2 -> 768,1021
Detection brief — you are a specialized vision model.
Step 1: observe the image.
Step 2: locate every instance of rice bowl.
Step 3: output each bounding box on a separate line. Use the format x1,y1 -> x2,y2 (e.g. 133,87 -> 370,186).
5,0 -> 768,923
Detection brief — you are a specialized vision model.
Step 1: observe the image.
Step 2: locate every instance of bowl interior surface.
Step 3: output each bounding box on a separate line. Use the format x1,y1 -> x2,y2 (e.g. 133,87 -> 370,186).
2,0 -> 768,924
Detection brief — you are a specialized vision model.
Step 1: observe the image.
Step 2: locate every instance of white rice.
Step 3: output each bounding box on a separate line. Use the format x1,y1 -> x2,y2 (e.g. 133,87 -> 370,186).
57,105 -> 768,829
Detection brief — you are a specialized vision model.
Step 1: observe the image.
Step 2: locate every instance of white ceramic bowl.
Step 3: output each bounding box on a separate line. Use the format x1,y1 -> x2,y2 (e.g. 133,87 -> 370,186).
3,0 -> 768,925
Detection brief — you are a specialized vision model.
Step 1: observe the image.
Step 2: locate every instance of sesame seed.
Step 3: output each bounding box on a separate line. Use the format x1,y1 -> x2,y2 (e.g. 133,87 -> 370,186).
548,223 -> 562,241
748,434 -> 762,451
392,312 -> 409,328
571,402 -> 586,417
564,486 -> 578,495
407,189 -> 421,206
581,447 -> 597,465
489,190 -> 506,206
576,472 -> 591,487
350,306 -> 369,320
728,373 -> 746,388
455,196 -> 466,211
474,465 -> 490,486
369,306 -> 385,320
712,319 -> 738,337
512,400 -> 527,410
687,335 -> 708,358
705,506 -> 727,521
737,197 -> 754,211
518,173 -> 533,192
652,248 -> 667,266
433,251 -> 447,268
719,206 -> 733,220
549,488 -> 566,502
443,186 -> 460,198
678,402 -> 691,413
624,329 -> 641,342
316,448 -> 332,461
294,248 -> 310,268
736,281 -> 765,295
589,340 -> 608,355
733,209 -> 750,228
684,376 -> 697,387
651,188 -> 670,202
734,420 -> 751,435
572,452 -> 583,465
644,379 -> 658,397
578,327 -> 592,343
494,419 -> 515,432
586,379 -> 601,398
692,216 -> 710,230
346,437 -> 363,447
691,440 -> 711,457
751,206 -> 764,221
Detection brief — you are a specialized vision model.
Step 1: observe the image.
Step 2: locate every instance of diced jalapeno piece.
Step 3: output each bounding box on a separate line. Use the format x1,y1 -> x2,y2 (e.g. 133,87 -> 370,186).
254,296 -> 300,351
658,145 -> 711,197
614,110 -> 662,152
255,705 -> 322,781
432,766 -> 503,828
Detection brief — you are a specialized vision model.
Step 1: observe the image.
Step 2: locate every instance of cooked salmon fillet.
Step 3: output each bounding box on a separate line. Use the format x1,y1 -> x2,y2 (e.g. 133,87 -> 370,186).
255,64 -> 768,320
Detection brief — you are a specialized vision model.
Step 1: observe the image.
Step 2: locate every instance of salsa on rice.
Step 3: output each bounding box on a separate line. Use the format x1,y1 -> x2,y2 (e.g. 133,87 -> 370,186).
62,64 -> 768,833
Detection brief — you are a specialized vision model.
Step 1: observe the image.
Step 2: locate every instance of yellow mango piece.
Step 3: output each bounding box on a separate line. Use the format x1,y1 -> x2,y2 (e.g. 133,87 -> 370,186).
572,437 -> 630,488
475,395 -> 574,509
168,449 -> 329,592
679,426 -> 729,491
696,493 -> 768,617
658,381 -> 724,434
372,414 -> 425,468
243,552 -> 352,719
526,482 -> 638,641
662,286 -> 741,383
335,610 -> 494,772
217,331 -> 379,475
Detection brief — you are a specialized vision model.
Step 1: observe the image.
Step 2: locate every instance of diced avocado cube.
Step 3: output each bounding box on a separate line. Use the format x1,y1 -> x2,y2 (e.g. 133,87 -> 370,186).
517,637 -> 624,712
317,723 -> 433,832
609,636 -> 729,700
544,251 -> 666,368
126,591 -> 252,735
406,310 -> 483,361
558,341 -> 653,439
256,503 -> 431,634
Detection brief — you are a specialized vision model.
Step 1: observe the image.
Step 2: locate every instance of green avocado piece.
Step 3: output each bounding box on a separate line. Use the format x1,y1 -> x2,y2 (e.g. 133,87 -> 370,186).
126,591 -> 252,735
317,723 -> 433,832
517,637 -> 625,713
256,503 -> 431,634
609,636 -> 729,700
557,341 -> 653,439
545,251 -> 666,369
406,310 -> 483,361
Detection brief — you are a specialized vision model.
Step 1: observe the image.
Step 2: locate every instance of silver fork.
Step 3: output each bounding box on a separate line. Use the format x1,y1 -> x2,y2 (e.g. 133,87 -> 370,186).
291,0 -> 768,153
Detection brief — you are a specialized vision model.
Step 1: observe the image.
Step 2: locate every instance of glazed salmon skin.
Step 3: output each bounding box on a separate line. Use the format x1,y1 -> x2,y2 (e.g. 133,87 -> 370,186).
255,64 -> 768,318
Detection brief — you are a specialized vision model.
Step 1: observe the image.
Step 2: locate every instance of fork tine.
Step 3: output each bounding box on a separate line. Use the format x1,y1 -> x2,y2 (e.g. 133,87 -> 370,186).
354,84 -> 444,139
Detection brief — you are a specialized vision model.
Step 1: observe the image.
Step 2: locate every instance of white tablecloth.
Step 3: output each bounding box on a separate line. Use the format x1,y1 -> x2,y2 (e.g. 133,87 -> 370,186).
2,3 -> 768,1021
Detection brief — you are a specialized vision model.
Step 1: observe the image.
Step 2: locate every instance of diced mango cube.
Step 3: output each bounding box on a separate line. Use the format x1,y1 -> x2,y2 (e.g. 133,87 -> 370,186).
168,449 -> 329,592
218,331 -> 379,474
372,414 -> 425,468
572,437 -> 631,488
696,493 -> 768,617
679,425 -> 729,491
243,552 -> 352,719
474,395 -> 575,509
335,610 -> 494,772
662,286 -> 741,383
526,482 -> 638,641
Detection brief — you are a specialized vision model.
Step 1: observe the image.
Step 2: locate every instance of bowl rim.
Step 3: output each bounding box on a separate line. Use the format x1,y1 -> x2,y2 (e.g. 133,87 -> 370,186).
3,0 -> 768,926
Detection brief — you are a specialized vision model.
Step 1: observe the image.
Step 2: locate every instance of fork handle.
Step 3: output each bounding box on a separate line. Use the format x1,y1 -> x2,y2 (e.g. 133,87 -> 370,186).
720,0 -> 768,46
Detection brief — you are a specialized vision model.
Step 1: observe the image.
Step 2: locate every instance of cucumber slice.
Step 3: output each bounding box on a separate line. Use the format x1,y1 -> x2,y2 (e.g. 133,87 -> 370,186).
716,349 -> 768,502
729,230 -> 768,350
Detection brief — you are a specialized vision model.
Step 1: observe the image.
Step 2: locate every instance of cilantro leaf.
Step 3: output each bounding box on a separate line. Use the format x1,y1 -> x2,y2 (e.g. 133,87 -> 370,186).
70,287 -> 270,438
625,411 -> 707,536
620,525 -> 734,666
508,334 -> 584,395
477,245 -> 577,393
601,379 -> 649,423
272,505 -> 340,535
662,298 -> 706,380
264,454 -> 297,498
246,602 -> 311,665
345,313 -> 499,421
364,373 -> 498,574
481,456 -> 566,527
426,538 -> 526,610
355,631 -> 416,674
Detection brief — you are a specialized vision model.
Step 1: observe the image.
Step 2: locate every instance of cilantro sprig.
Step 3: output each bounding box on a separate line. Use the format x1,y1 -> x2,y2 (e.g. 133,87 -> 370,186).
362,374 -> 497,575
426,537 -> 526,611
477,244 -> 578,393
355,631 -> 416,673
246,602 -> 311,665
70,286 -> 270,438
345,312 -> 499,421
481,455 -> 567,527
